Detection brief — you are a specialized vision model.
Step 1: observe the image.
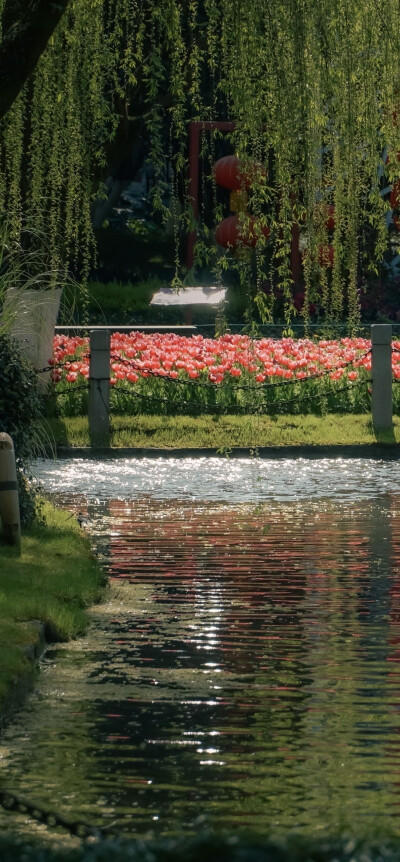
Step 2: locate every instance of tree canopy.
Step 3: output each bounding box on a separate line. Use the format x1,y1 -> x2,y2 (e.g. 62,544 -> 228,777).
1,0 -> 400,324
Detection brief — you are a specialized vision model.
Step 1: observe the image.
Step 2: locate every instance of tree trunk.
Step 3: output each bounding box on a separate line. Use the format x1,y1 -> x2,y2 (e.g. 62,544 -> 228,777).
0,0 -> 70,120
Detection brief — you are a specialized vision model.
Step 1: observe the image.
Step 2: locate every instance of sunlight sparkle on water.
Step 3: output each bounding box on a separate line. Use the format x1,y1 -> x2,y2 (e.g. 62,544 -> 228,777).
32,455 -> 398,502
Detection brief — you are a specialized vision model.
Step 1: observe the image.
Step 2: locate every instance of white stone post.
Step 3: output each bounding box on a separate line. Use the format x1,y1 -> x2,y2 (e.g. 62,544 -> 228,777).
371,324 -> 392,431
0,433 -> 21,552
89,330 -> 110,442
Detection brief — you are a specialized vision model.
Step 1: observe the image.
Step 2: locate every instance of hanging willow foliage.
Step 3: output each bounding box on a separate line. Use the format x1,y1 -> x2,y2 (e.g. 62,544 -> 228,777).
1,0 -> 400,323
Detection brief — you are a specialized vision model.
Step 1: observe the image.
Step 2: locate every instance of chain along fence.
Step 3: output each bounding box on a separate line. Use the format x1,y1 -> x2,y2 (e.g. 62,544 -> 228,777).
40,324 -> 400,438
0,788 -> 120,840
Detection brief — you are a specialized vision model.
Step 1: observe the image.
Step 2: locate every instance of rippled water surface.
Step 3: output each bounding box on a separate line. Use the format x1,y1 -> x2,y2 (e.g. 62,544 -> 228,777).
3,456 -> 400,842
31,454 -> 400,502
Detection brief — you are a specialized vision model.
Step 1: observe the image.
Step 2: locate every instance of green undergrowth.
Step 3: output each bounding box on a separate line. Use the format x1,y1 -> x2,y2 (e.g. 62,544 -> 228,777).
61,275 -> 244,327
41,413 -> 400,449
61,277 -> 164,324
1,833 -> 400,862
0,501 -> 106,713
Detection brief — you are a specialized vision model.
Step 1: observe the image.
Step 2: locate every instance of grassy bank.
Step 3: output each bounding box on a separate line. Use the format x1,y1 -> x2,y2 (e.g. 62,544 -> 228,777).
42,413 -> 400,449
0,501 -> 106,717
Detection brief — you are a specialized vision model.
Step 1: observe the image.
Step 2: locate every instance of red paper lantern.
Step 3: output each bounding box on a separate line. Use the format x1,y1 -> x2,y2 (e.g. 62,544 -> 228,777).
215,215 -> 270,249
213,155 -> 266,190
214,155 -> 245,190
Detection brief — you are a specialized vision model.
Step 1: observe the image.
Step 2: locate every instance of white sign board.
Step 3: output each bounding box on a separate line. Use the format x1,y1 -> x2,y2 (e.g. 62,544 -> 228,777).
150,286 -> 227,306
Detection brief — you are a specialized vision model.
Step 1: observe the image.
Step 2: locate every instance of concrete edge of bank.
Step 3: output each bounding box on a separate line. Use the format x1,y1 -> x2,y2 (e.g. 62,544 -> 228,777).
51,444 -> 400,460
0,621 -> 46,732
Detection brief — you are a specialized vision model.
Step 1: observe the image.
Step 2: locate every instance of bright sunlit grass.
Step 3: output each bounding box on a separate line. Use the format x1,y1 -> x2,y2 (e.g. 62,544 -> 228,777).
42,413 -> 400,449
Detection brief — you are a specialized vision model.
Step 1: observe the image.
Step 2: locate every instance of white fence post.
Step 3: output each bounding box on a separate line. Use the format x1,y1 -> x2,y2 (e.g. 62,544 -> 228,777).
371,324 -> 392,431
89,329 -> 110,442
0,433 -> 21,552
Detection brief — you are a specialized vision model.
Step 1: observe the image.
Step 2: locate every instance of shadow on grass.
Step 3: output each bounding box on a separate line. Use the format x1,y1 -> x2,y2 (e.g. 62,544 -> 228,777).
89,430 -> 111,449
373,425 -> 398,445
40,416 -> 110,450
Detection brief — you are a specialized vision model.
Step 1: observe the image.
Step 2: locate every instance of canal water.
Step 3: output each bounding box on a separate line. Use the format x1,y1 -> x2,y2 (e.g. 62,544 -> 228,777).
2,456 -> 400,844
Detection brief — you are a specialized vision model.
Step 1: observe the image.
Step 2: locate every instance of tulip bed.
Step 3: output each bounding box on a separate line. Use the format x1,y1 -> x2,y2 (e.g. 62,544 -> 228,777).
48,332 -> 400,417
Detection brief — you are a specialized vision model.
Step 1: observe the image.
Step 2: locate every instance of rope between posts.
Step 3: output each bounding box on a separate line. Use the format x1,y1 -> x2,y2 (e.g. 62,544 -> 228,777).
268,378 -> 372,410
37,351 -> 373,388
44,374 -> 372,412
112,377 -> 371,414
38,349 -> 372,395
0,789 -> 117,840
114,387 -> 238,413
97,379 -> 111,416
37,353 -> 91,374
43,384 -> 89,399
109,350 -> 372,391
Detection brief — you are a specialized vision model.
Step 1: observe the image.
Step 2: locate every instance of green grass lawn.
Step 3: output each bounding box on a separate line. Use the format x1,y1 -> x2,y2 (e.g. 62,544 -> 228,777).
0,501 -> 106,716
41,413 -> 400,449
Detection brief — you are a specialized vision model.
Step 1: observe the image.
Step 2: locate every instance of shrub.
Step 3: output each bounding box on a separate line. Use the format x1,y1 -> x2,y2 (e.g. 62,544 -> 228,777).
0,335 -> 43,526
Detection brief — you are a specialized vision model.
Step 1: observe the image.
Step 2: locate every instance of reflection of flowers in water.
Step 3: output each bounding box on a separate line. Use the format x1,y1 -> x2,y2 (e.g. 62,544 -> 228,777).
17,486 -> 400,834
102,497 -> 385,688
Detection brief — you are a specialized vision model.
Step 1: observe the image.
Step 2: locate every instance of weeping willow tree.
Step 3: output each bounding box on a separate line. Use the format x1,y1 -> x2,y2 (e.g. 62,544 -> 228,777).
1,0 -> 400,325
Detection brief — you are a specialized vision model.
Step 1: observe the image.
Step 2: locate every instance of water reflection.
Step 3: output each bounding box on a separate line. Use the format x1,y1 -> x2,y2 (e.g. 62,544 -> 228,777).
2,461 -> 400,839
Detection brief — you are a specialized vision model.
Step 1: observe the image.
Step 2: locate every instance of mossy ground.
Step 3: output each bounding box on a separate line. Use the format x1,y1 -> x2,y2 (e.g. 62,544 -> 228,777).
0,501 -> 106,715
42,413 -> 400,449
